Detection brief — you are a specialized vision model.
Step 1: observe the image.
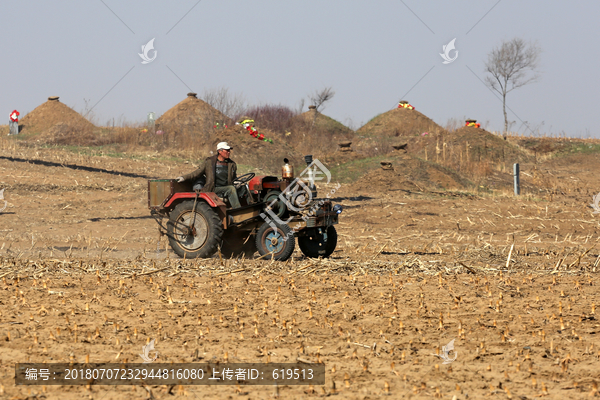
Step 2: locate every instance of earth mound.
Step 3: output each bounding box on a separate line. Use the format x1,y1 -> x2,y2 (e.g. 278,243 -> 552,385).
351,154 -> 471,194
412,126 -> 532,166
19,97 -> 95,135
295,108 -> 353,136
283,108 -> 355,161
156,93 -> 230,135
357,107 -> 445,137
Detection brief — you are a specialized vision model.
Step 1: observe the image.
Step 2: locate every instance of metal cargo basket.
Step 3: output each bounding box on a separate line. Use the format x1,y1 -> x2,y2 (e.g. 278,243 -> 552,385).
148,179 -> 176,209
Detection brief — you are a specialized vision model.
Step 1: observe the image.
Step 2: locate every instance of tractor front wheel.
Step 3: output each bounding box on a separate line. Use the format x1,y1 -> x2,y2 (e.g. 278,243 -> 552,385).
167,201 -> 223,259
298,226 -> 337,258
255,221 -> 295,261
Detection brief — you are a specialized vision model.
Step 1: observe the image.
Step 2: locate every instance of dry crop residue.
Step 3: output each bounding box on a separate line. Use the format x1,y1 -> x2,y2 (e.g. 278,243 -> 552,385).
0,261 -> 599,399
2,135 -> 600,398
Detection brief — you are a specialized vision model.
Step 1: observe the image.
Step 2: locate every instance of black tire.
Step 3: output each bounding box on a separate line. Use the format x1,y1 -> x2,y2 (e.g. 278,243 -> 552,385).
298,226 -> 337,258
255,221 -> 295,261
167,201 -> 223,258
221,229 -> 256,259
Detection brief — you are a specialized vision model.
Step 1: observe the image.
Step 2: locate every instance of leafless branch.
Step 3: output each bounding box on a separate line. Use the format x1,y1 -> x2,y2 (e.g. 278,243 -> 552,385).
309,87 -> 335,112
202,87 -> 246,119
484,38 -> 541,138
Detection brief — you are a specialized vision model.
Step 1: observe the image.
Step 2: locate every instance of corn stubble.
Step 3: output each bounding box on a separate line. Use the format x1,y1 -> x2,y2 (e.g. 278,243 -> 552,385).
0,255 -> 597,399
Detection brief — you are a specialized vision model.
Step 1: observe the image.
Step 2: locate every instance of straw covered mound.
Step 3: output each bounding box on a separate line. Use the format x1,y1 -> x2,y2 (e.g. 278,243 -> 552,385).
19,97 -> 95,135
155,93 -> 229,135
358,107 -> 445,137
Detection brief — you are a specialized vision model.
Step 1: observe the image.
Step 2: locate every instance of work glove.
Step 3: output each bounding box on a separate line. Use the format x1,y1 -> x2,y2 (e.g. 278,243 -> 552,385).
176,176 -> 185,183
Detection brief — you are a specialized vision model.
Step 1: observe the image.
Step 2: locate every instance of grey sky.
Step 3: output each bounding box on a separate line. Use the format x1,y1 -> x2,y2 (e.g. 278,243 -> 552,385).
2,1 -> 598,137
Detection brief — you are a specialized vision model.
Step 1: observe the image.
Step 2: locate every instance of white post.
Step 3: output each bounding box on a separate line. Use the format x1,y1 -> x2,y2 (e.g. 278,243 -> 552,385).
9,110 -> 19,135
9,121 -> 18,135
147,112 -> 155,133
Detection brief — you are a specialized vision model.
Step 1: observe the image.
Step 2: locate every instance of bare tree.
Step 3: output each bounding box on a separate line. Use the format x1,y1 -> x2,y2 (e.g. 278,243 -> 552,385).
202,87 -> 246,119
309,87 -> 335,112
484,38 -> 541,139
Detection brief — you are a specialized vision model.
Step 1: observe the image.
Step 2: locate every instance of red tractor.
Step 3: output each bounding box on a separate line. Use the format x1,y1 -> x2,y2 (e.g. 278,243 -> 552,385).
148,156 -> 342,261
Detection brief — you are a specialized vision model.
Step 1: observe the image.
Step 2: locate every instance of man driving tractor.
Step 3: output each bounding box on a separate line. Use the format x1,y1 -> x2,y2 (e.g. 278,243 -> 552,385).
176,142 -> 246,209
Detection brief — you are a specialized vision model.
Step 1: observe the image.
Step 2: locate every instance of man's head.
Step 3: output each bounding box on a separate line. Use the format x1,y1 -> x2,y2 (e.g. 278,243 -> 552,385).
216,142 -> 233,160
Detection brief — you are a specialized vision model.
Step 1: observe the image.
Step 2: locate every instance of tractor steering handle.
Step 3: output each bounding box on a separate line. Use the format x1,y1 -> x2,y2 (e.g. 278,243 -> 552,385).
233,172 -> 255,186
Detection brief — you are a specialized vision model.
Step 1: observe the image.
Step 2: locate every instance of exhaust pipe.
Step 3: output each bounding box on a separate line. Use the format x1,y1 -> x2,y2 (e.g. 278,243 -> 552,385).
282,158 -> 294,180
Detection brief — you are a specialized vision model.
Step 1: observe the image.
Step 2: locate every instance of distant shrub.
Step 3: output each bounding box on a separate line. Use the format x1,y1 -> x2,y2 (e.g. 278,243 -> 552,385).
236,104 -> 297,133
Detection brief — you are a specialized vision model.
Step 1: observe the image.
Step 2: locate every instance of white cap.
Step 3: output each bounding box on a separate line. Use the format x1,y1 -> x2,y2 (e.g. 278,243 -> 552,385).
216,142 -> 232,151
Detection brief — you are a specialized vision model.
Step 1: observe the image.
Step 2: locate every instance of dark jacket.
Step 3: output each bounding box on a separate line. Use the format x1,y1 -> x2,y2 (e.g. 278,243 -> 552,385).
182,154 -> 237,193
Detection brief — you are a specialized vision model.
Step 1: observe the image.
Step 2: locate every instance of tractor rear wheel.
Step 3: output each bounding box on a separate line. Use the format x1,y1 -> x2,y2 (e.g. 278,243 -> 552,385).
298,226 -> 337,258
221,229 -> 256,258
255,221 -> 295,261
167,201 -> 223,258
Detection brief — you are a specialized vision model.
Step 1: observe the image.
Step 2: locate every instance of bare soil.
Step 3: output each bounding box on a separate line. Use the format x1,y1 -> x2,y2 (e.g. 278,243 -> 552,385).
1,140 -> 600,399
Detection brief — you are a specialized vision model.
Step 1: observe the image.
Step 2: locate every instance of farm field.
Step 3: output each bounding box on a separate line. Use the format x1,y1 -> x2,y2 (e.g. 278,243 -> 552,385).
1,142 -> 600,399
5,1 -> 600,398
